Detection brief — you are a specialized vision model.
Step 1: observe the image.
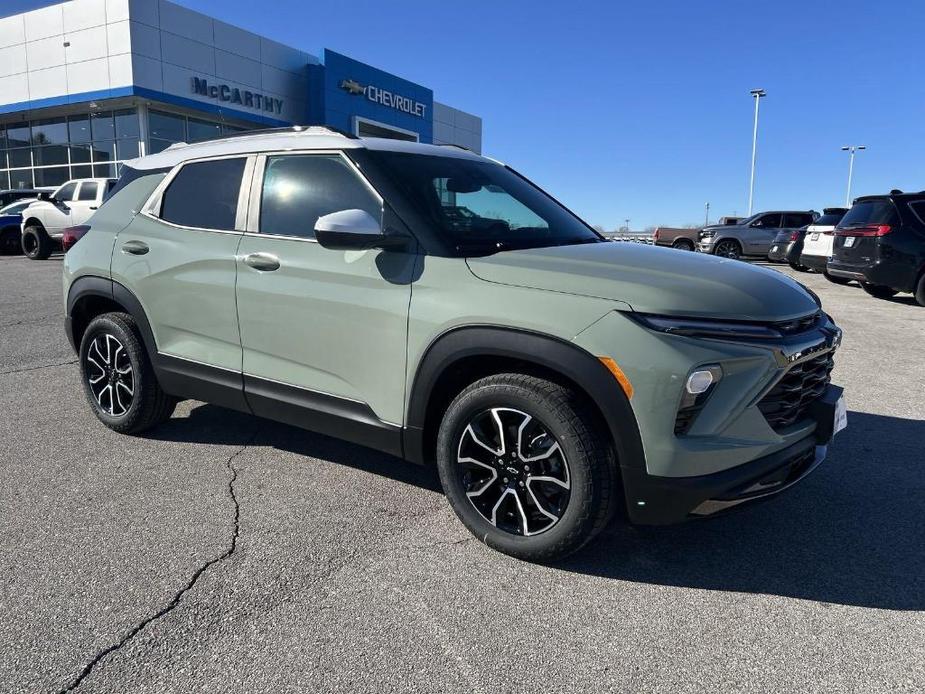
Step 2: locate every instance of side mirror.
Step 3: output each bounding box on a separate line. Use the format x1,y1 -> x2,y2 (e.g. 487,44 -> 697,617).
315,209 -> 405,250
37,191 -> 52,202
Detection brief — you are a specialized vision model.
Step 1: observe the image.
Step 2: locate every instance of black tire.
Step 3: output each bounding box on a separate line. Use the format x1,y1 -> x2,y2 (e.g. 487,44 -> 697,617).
79,312 -> 177,434
824,272 -> 852,286
0,226 -> 22,255
788,261 -> 809,272
915,273 -> 925,307
436,373 -> 617,562
22,225 -> 51,260
713,239 -> 742,260
671,239 -> 695,251
860,282 -> 898,300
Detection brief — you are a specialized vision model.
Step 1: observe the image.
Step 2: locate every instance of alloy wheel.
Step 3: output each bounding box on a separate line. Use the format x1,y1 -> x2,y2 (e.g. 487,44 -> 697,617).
86,333 -> 135,417
715,240 -> 741,259
456,407 -> 570,537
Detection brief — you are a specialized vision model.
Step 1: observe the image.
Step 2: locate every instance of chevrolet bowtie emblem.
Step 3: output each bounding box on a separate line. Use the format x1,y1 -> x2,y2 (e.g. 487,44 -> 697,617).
340,79 -> 365,95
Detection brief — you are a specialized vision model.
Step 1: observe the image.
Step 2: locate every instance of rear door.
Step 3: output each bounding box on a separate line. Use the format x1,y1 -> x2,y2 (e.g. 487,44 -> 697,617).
69,180 -> 101,225
234,151 -> 414,443
746,213 -> 781,254
110,155 -> 253,410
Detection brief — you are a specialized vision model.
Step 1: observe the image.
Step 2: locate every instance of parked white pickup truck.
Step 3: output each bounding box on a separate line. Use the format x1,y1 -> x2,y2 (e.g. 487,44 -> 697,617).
21,178 -> 115,259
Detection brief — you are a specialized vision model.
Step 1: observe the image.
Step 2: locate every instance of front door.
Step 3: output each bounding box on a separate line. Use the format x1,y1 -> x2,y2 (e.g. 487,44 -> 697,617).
235,152 -> 415,449
110,155 -> 251,410
45,180 -> 78,233
746,213 -> 782,254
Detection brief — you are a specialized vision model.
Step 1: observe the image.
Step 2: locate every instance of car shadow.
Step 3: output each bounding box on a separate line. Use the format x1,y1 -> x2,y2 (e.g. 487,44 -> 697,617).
562,410 -> 925,611
147,402 -> 442,493
149,405 -> 922,610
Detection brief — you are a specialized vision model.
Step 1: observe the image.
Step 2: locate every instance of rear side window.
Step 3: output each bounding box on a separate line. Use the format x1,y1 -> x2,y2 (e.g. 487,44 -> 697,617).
77,182 -> 98,201
907,201 -> 925,225
160,158 -> 246,230
259,154 -> 381,239
753,213 -> 782,228
838,200 -> 898,228
783,213 -> 814,227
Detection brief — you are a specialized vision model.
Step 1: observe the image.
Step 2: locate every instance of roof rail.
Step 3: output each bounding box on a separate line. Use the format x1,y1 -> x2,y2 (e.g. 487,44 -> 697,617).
436,143 -> 473,152
197,124 -> 359,145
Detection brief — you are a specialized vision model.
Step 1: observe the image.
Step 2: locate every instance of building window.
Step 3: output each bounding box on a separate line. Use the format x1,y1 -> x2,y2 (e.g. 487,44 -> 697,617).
148,110 -> 255,153
0,107 -> 140,190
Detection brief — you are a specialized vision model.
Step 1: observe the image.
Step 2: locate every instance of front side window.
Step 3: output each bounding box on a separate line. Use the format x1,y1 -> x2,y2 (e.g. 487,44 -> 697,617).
364,151 -> 601,255
752,214 -> 782,228
259,155 -> 381,239
77,182 -> 98,201
160,158 -> 246,230
55,181 -> 78,201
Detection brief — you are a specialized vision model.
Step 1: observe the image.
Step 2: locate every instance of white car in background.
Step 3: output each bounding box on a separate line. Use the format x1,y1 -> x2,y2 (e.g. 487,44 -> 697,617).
20,178 -> 116,260
799,208 -> 849,283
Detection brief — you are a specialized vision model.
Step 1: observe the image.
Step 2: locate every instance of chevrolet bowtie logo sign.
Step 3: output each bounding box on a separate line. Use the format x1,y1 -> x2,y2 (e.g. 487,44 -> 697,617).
338,78 -> 427,118
340,79 -> 365,95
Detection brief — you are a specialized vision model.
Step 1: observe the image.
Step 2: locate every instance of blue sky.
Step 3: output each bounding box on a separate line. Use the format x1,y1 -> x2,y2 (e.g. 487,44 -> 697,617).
7,0 -> 924,228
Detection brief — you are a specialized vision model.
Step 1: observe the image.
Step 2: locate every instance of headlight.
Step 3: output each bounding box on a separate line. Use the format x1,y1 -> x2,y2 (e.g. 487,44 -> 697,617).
626,313 -> 784,340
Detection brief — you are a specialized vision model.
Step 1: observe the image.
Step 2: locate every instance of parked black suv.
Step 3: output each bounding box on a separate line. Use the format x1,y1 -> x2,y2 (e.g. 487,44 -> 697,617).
828,191 -> 925,305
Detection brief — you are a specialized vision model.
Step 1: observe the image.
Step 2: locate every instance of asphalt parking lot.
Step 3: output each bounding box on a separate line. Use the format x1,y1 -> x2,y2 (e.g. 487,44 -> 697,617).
1,253 -> 923,693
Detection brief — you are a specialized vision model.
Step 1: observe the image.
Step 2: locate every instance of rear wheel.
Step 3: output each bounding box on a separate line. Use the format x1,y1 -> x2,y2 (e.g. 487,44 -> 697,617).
914,273 -> 925,307
713,239 -> 742,260
824,272 -> 852,285
22,225 -> 51,260
672,239 -> 694,251
79,312 -> 177,434
860,282 -> 898,300
436,373 -> 617,562
788,261 -> 809,272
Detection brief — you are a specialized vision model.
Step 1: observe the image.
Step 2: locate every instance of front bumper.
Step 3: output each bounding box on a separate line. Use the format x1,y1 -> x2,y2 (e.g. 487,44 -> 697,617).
622,383 -> 842,525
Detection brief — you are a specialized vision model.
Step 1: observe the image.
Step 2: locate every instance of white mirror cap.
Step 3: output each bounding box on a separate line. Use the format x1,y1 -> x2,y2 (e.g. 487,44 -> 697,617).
314,208 -> 381,236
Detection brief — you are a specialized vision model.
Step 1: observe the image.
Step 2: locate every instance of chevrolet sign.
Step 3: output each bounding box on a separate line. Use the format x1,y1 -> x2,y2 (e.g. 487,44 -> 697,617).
191,77 -> 283,115
339,79 -> 427,118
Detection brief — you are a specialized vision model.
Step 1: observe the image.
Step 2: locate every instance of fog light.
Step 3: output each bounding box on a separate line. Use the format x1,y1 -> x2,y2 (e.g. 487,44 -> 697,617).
686,370 -> 715,394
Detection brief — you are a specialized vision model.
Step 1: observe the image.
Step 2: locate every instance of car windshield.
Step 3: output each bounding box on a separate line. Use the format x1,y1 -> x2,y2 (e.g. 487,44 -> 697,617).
366,151 -> 602,255
811,213 -> 843,226
0,200 -> 33,215
838,200 -> 898,228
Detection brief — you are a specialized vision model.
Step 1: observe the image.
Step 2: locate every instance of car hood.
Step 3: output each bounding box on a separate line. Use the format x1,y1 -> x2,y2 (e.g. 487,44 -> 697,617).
466,242 -> 819,321
701,224 -> 741,233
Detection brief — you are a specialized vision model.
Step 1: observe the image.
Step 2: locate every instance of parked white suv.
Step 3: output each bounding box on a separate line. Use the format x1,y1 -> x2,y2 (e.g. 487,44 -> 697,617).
21,178 -> 115,259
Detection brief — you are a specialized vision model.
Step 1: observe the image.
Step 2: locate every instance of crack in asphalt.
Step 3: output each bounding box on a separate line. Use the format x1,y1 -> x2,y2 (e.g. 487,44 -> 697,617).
57,429 -> 260,693
0,359 -> 77,375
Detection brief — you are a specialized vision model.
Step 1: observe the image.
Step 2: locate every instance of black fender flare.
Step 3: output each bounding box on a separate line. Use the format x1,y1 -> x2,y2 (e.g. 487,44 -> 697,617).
66,276 -> 158,357
403,326 -> 645,470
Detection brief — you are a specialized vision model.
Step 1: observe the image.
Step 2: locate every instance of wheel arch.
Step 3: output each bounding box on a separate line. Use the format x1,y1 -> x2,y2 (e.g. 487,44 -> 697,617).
66,276 -> 158,357
22,217 -> 46,231
404,326 -> 645,473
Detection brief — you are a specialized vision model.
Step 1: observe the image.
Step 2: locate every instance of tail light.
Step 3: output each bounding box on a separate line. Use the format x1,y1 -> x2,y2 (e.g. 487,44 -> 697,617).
61,225 -> 91,252
789,231 -> 800,241
835,225 -> 892,237
653,229 -> 660,241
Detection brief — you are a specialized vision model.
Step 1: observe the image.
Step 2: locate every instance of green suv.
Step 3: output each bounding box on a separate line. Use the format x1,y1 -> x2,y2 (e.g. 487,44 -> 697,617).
63,127 -> 846,561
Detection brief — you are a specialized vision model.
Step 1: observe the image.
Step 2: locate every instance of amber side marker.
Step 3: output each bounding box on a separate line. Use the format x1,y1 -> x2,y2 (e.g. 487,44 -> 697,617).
598,356 -> 634,399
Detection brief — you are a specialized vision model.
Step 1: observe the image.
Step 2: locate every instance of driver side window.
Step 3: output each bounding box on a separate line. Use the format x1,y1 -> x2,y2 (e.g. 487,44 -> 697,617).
752,213 -> 781,229
55,182 -> 78,202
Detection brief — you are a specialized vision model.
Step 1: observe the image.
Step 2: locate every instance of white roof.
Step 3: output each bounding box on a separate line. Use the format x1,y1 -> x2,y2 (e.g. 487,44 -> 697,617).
127,126 -> 486,171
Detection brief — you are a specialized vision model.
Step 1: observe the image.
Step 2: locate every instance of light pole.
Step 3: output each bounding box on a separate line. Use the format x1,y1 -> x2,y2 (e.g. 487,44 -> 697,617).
747,88 -> 766,216
624,218 -> 630,238
704,202 -> 710,227
841,145 -> 866,207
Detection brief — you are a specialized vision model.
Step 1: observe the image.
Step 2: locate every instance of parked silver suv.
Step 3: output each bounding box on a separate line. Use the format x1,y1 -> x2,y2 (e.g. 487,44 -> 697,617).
699,210 -> 817,260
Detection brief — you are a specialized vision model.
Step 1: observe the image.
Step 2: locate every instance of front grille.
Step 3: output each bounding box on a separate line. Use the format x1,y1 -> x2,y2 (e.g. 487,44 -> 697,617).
758,350 -> 834,430
771,311 -> 821,336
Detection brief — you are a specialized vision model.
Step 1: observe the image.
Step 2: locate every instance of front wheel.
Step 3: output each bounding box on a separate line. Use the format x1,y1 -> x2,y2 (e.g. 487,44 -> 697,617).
789,261 -> 809,272
860,282 -> 898,300
22,225 -> 52,260
436,373 -> 617,562
672,239 -> 695,251
713,239 -> 742,260
79,312 -> 177,434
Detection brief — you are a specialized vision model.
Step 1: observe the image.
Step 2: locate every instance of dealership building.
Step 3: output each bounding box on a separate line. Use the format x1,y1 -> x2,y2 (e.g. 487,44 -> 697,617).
0,0 -> 482,189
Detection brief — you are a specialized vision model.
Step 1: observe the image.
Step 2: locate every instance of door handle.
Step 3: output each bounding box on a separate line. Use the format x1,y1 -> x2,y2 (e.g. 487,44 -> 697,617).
243,252 -> 280,271
121,240 -> 149,255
